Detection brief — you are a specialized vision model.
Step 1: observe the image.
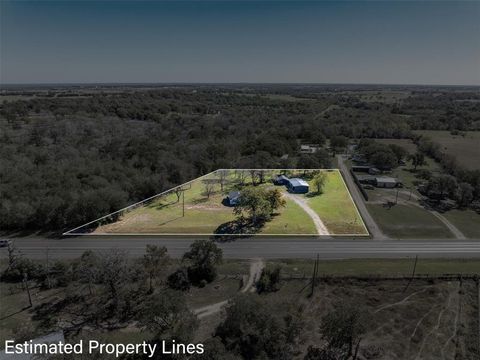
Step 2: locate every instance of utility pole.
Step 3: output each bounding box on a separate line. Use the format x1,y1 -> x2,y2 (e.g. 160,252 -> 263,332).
395,188 -> 399,204
411,255 -> 418,278
182,190 -> 185,217
45,247 -> 51,289
310,254 -> 319,297
23,273 -> 32,308
403,255 -> 418,293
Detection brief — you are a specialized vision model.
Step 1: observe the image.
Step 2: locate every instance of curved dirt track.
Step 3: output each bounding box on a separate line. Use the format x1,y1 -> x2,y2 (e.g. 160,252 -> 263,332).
283,193 -> 329,236
193,258 -> 265,319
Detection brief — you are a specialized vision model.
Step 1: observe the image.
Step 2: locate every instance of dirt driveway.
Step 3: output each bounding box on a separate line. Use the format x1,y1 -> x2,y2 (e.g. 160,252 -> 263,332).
283,192 -> 329,236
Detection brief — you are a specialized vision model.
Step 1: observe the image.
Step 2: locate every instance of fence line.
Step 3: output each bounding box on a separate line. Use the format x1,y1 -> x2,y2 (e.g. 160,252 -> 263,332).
279,273 -> 479,281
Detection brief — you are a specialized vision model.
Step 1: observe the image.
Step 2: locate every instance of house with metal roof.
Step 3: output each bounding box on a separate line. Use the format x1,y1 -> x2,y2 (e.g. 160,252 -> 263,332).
286,178 -> 309,194
273,174 -> 289,185
375,177 -> 401,188
225,191 -> 241,206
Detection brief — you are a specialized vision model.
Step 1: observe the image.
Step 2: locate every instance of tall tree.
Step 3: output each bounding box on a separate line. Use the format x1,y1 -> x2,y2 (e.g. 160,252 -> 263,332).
142,245 -> 169,293
183,240 -> 223,284
97,249 -> 130,305
456,182 -> 474,207
320,303 -> 368,358
140,289 -> 198,342
408,152 -> 426,171
216,295 -> 293,359
77,250 -> 98,296
233,187 -> 286,224
312,172 -> 327,194
427,174 -> 458,199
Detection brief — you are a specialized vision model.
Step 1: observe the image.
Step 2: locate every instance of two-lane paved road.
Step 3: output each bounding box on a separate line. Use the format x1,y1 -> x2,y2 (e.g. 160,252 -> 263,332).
2,236 -> 480,259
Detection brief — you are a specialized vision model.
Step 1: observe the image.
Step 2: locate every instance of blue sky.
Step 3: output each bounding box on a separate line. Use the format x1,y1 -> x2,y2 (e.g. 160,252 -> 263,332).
1,1 -> 479,85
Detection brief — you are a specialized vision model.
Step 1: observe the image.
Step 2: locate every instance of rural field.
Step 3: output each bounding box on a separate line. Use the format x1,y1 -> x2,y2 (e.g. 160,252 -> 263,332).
0,258 -> 249,344
355,138 -> 478,239
193,257 -> 480,360
265,277 -> 479,360
366,203 -> 453,239
87,169 -> 368,236
2,256 -> 478,360
414,130 -> 480,170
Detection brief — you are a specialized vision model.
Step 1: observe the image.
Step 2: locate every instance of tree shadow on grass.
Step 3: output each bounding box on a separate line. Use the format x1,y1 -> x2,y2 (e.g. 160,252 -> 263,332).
212,218 -> 264,243
146,200 -> 177,210
158,216 -> 184,227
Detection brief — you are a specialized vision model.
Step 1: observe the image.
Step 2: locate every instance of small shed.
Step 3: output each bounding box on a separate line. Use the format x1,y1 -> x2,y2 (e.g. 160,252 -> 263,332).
375,177 -> 399,188
225,191 -> 241,206
287,178 -> 309,194
273,174 -> 289,185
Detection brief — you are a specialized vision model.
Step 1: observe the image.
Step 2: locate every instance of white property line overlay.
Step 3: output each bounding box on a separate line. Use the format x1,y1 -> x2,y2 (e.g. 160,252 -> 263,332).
63,169 -> 218,235
336,168 -> 370,236
64,168 -> 370,237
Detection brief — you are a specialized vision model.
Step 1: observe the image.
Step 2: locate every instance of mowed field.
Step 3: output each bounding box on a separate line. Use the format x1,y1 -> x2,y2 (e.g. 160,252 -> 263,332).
360,137 -> 478,238
414,130 -> 480,169
366,203 -> 453,239
92,170 -> 367,236
307,171 -> 367,234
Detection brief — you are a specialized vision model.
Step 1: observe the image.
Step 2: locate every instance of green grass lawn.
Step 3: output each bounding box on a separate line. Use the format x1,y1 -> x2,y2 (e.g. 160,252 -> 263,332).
442,209 -> 480,238
366,203 -> 452,239
97,178 -> 317,235
94,169 -> 364,236
388,157 -> 442,191
262,197 -> 316,234
267,258 -> 480,277
306,171 -> 368,235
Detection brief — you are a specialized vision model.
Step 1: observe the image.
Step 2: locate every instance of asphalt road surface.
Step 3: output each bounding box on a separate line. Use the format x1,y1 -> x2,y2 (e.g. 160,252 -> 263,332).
2,235 -> 480,259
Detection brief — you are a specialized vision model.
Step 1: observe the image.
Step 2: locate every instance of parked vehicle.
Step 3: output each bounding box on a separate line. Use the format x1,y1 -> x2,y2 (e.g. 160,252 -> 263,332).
0,239 -> 11,248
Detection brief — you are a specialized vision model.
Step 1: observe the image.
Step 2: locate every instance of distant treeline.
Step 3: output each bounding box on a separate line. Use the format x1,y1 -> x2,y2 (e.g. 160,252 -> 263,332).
0,87 -> 479,231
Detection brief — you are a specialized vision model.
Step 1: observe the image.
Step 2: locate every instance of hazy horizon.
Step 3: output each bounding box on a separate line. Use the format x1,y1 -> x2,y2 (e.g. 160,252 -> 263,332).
1,1 -> 479,86
2,81 -> 480,88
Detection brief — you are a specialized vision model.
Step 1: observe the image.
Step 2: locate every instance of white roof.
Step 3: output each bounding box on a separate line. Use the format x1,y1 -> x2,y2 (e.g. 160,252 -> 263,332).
288,178 -> 309,187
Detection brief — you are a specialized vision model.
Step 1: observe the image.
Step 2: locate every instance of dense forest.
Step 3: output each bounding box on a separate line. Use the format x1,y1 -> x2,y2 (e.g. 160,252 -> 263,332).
1,85 -> 479,232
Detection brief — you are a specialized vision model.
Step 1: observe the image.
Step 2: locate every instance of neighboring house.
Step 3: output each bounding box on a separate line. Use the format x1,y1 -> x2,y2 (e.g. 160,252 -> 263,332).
225,191 -> 241,206
352,165 -> 372,173
273,174 -> 289,185
375,177 -> 401,188
287,178 -> 309,194
0,331 -> 65,360
352,165 -> 380,175
356,174 -> 376,185
299,144 -> 320,154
